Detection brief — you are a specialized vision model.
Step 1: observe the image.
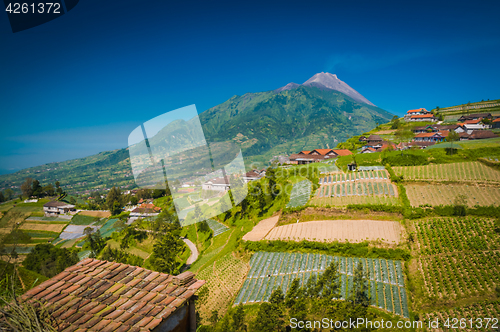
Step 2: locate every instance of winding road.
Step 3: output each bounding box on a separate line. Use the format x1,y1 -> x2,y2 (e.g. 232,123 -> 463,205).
182,237 -> 199,265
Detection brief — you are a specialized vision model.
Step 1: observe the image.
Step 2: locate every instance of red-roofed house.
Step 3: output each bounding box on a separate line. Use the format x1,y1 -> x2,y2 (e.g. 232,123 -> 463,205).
414,131 -> 447,142
493,118 -> 500,129
408,114 -> 437,122
404,108 -> 431,121
20,259 -> 205,332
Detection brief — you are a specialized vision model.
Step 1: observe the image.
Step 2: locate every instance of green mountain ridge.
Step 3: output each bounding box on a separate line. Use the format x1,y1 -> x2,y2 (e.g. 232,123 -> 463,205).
0,85 -> 393,194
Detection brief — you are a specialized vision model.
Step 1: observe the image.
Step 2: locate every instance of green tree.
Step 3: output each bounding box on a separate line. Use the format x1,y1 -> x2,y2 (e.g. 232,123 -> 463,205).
84,228 -> 106,258
0,192 -> 4,203
24,244 -> 79,278
106,186 -> 123,214
149,232 -> 184,274
209,310 -> 219,328
55,181 -> 63,196
394,129 -> 415,155
31,180 -> 43,198
230,304 -> 246,332
20,178 -> 34,198
446,130 -> 460,155
453,194 -> 467,216
349,263 -> 370,307
4,189 -> 14,201
42,184 -> 55,197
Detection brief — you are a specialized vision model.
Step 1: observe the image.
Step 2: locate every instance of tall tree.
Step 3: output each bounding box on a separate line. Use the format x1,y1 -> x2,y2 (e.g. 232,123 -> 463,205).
446,130 -> 460,154
149,232 -> 184,274
349,263 -> 370,307
20,177 -> 34,198
106,186 -> 123,214
31,179 -> 42,197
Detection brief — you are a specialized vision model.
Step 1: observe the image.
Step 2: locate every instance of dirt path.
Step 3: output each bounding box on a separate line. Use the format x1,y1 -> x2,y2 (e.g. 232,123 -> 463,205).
242,215 -> 280,241
182,237 -> 199,265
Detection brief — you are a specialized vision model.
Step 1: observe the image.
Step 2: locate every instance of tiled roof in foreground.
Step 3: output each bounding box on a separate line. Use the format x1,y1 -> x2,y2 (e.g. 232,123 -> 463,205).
21,258 -> 205,332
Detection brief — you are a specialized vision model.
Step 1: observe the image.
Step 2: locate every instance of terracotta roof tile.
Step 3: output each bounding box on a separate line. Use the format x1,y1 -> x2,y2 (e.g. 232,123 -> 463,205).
101,321 -> 122,332
116,311 -> 134,323
26,259 -> 203,331
145,318 -> 163,330
66,312 -> 86,324
135,316 -> 154,328
89,319 -> 111,331
88,303 -> 107,315
53,271 -> 72,281
103,309 -> 124,320
115,325 -> 136,332
128,301 -> 148,314
125,278 -> 141,288
148,294 -> 166,304
146,305 -> 165,317
143,282 -> 159,292
109,297 -> 128,308
124,314 -> 144,326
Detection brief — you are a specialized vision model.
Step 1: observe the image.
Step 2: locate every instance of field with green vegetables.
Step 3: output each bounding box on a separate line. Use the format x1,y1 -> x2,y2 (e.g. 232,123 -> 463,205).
235,251 -> 409,317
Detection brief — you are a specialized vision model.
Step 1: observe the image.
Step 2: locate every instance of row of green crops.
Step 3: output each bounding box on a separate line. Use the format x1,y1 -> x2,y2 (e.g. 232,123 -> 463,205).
235,251 -> 409,317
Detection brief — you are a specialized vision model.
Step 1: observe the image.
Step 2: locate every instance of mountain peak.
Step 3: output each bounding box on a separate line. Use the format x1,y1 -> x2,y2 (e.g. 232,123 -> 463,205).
275,72 -> 375,106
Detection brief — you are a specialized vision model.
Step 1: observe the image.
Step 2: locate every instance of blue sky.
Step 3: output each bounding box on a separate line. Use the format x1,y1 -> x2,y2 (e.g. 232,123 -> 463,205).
1,0 -> 499,174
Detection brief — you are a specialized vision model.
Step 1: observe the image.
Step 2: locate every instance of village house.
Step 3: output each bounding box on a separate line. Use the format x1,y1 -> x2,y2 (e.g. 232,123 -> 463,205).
365,135 -> 383,146
413,130 -> 449,142
468,130 -> 497,140
462,119 -> 489,132
288,149 -> 352,164
403,108 -> 435,122
412,124 -> 461,134
43,201 -> 76,217
202,176 -> 230,191
458,113 -> 492,122
242,169 -> 266,183
493,118 -> 500,129
407,114 -> 438,122
21,258 -> 205,332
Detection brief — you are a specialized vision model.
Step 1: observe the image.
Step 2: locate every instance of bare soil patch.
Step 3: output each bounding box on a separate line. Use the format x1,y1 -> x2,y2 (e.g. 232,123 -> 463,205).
279,207 -> 402,226
242,215 -> 280,241
78,210 -> 111,218
265,219 -> 402,244
19,223 -> 66,233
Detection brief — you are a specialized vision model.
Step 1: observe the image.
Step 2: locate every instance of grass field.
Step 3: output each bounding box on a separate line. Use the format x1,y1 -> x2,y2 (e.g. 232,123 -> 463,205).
405,183 -> 500,207
394,162 -> 500,183
106,239 -> 150,259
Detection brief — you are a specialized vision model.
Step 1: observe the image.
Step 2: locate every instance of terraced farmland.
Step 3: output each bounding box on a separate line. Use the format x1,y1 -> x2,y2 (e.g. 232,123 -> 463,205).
265,219 -> 402,244
319,170 -> 389,184
206,219 -> 229,236
394,162 -> 500,183
316,181 -> 398,198
405,183 -> 500,207
415,217 -> 500,301
286,180 -> 312,208
235,251 -> 409,317
425,301 -> 500,330
196,253 -> 249,322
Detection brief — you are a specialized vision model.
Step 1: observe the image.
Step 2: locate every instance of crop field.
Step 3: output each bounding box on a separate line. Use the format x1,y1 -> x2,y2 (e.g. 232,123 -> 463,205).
286,180 -> 312,208
265,219 -> 402,244
235,251 -> 409,317
319,170 -> 388,184
196,253 -> 249,322
99,218 -> 121,238
425,301 -> 500,330
415,217 -> 500,300
25,216 -> 69,223
405,183 -> 500,207
175,197 -> 191,210
312,195 -> 400,207
19,222 -> 66,233
316,181 -> 397,198
69,214 -> 96,225
78,210 -> 111,218
393,162 -> 500,183
206,219 -> 229,236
